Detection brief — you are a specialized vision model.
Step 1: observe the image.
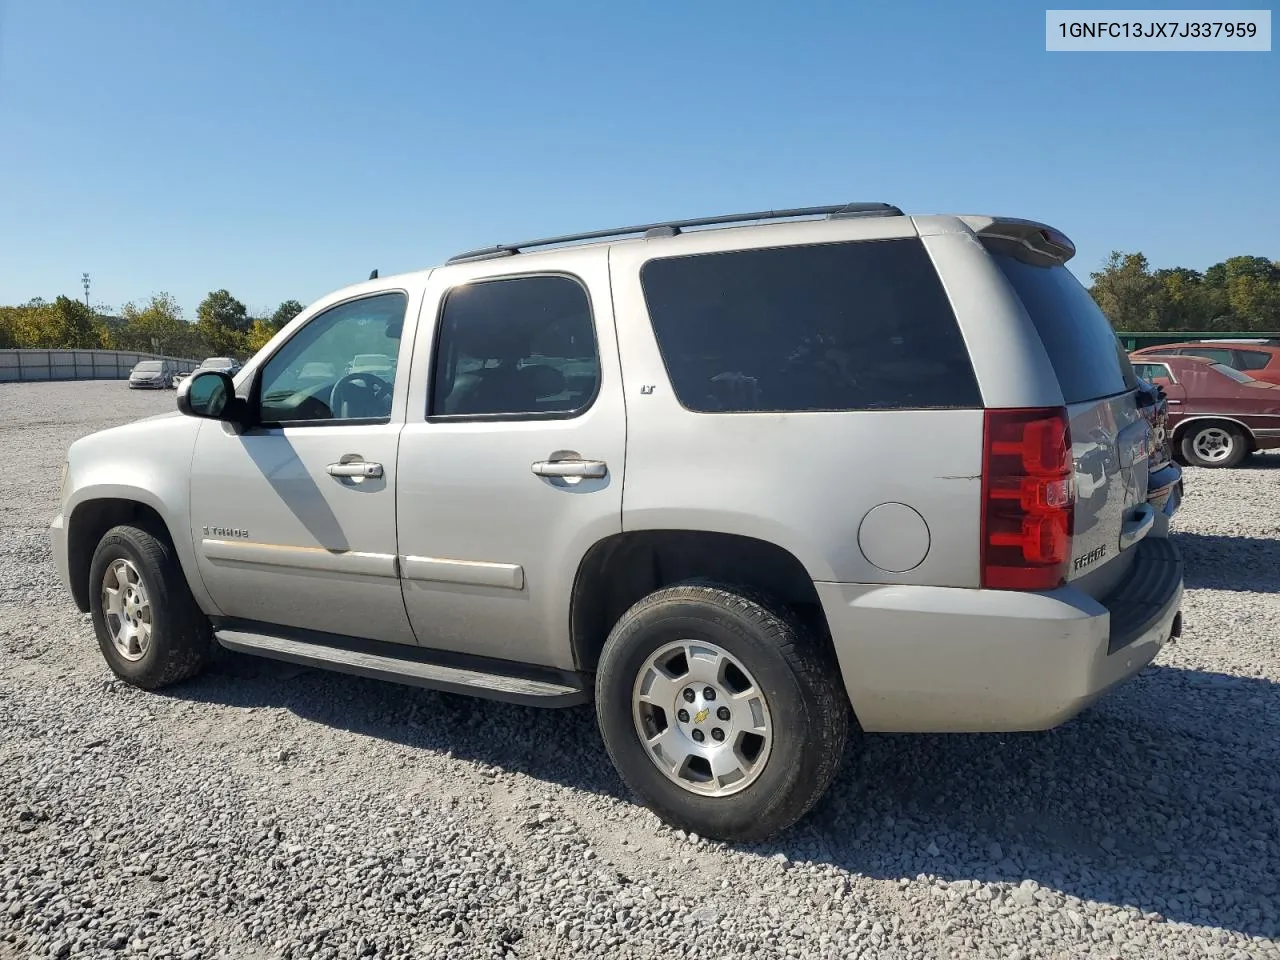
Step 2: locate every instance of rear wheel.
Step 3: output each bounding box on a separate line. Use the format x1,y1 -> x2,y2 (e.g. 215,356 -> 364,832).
1181,422 -> 1247,468
88,524 -> 213,689
595,582 -> 852,842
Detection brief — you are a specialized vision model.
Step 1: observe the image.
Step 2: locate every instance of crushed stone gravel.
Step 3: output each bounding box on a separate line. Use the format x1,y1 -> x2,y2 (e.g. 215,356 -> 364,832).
1,380 -> 1277,959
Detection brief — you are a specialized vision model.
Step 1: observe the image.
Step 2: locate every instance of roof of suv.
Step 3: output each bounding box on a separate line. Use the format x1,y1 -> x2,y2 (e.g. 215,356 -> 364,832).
317,206 -> 1076,315
440,204 -> 1075,270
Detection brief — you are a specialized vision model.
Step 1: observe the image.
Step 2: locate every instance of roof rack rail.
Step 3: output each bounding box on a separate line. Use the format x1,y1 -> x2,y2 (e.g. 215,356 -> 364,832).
446,202 -> 905,264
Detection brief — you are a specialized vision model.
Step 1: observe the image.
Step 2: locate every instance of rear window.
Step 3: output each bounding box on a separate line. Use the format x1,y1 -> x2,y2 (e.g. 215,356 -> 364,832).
639,238 -> 981,413
1238,349 -> 1273,371
990,253 -> 1136,404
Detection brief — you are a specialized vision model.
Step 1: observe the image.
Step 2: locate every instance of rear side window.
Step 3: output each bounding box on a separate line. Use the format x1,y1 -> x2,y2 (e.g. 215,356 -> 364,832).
1237,349 -> 1273,371
639,239 -> 981,413
1133,362 -> 1173,382
430,275 -> 600,419
990,253 -> 1136,404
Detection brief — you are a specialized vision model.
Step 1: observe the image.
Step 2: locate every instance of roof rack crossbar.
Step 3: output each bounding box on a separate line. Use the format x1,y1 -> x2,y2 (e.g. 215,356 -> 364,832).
446,202 -> 905,264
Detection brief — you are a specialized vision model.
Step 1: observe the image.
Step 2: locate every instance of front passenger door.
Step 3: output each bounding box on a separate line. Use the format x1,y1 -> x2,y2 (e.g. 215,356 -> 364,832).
188,290 -> 418,645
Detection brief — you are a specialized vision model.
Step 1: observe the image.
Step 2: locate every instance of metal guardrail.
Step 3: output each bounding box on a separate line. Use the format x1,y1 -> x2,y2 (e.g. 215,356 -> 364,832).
0,349 -> 201,383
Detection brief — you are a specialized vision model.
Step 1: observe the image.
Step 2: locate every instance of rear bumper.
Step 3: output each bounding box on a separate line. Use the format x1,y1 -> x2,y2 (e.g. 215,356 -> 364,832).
817,537 -> 1183,733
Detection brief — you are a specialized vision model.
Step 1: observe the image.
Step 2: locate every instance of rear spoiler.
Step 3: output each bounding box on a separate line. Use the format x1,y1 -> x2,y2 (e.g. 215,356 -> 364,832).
958,216 -> 1076,265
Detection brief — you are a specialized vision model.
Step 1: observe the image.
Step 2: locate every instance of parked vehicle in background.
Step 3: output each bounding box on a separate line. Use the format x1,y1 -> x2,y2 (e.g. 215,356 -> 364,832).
345,353 -> 396,377
1131,340 -> 1280,385
51,204 -> 1183,841
174,357 -> 243,388
1135,377 -> 1182,531
198,356 -> 243,375
127,360 -> 176,389
1130,354 -> 1280,467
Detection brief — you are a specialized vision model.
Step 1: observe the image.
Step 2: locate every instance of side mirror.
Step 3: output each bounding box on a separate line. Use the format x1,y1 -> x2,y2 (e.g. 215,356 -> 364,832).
177,370 -> 237,421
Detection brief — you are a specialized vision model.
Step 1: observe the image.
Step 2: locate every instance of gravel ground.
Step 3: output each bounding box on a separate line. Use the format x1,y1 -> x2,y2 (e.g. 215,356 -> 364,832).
1,379 -> 1278,960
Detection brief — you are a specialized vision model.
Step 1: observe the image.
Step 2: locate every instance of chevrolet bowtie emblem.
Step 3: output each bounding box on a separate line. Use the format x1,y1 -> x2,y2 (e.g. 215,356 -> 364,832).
693,708 -> 710,724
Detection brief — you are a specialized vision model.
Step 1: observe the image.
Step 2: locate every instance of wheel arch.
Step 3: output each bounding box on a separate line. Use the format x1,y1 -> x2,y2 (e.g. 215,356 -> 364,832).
1172,415 -> 1257,451
66,495 -> 187,613
569,529 -> 831,674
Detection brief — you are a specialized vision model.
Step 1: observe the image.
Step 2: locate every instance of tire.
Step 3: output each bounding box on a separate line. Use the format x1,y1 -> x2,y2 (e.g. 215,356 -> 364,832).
88,523 -> 213,689
594,582 -> 852,842
1180,421 -> 1247,468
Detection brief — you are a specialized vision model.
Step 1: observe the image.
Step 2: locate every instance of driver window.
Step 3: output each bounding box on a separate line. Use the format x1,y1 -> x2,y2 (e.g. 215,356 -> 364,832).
258,292 -> 407,425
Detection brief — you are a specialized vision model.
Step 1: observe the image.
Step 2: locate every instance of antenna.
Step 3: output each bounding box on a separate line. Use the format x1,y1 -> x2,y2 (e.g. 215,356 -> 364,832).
368,269 -> 378,280
81,273 -> 90,307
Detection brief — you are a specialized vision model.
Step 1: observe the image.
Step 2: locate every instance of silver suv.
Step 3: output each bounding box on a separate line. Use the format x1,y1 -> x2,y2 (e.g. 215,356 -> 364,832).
50,204 -> 1184,841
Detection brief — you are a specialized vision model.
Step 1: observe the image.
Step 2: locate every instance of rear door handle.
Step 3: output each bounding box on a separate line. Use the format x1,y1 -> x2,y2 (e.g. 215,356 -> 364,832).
531,458 -> 607,479
327,460 -> 383,479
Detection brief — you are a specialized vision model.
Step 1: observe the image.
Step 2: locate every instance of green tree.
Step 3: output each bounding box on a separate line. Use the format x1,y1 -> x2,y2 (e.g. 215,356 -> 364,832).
270,299 -> 305,331
117,293 -> 190,354
0,296 -> 104,349
0,307 -> 20,348
196,289 -> 250,356
245,319 -> 276,354
1089,252 -> 1162,330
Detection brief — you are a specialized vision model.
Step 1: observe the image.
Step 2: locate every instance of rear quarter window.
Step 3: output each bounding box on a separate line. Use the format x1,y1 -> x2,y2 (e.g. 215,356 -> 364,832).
1237,349 -> 1274,371
990,253 -> 1136,404
639,238 -> 981,413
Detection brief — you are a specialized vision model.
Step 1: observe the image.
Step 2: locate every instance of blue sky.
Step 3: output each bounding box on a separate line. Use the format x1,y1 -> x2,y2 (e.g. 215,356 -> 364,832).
0,0 -> 1275,318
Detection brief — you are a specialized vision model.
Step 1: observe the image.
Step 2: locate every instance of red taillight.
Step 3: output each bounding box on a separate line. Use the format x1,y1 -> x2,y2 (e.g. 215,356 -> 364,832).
981,407 -> 1074,590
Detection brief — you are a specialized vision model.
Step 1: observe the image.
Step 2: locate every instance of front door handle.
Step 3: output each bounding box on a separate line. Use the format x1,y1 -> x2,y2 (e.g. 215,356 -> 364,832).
327,460 -> 383,479
531,458 -> 607,479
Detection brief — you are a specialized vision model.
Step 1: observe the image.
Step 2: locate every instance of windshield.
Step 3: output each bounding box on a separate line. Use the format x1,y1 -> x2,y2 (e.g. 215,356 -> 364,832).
134,362 -> 161,372
1211,362 -> 1254,384
201,358 -> 233,368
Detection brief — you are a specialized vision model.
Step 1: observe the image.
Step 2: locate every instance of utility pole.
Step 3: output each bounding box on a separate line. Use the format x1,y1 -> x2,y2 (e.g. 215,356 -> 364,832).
81,273 -> 90,308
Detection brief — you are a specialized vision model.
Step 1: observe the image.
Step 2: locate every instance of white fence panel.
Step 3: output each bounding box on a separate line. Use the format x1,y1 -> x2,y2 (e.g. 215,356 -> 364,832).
0,349 -> 201,383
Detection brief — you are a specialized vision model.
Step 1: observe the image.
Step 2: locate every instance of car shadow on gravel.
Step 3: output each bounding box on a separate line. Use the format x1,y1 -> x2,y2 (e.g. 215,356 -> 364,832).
1237,452 -> 1280,470
786,663 -> 1280,940
167,656 -> 1280,940
1173,531 -> 1280,592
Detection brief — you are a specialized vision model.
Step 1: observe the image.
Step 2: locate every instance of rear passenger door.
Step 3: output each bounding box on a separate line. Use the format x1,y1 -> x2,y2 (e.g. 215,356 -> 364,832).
396,249 -> 626,670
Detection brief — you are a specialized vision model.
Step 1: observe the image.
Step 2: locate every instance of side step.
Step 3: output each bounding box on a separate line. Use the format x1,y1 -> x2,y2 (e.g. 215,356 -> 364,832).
214,625 -> 590,708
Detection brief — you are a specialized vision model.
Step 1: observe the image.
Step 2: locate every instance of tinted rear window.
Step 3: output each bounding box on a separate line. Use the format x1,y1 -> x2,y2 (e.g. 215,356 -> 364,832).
990,253 -> 1136,404
1238,349 -> 1273,371
639,238 -> 981,413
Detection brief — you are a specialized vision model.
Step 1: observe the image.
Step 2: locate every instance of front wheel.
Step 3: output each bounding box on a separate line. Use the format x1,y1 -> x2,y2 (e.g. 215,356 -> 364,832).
88,524 -> 213,689
1180,422 -> 1247,468
595,582 -> 852,842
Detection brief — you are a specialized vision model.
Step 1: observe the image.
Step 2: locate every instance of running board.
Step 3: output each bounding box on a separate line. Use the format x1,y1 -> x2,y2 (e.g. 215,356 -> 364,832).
214,626 -> 590,708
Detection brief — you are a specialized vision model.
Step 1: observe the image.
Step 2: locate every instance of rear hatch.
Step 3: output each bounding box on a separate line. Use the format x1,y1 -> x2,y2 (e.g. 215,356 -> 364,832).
986,243 -> 1149,598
